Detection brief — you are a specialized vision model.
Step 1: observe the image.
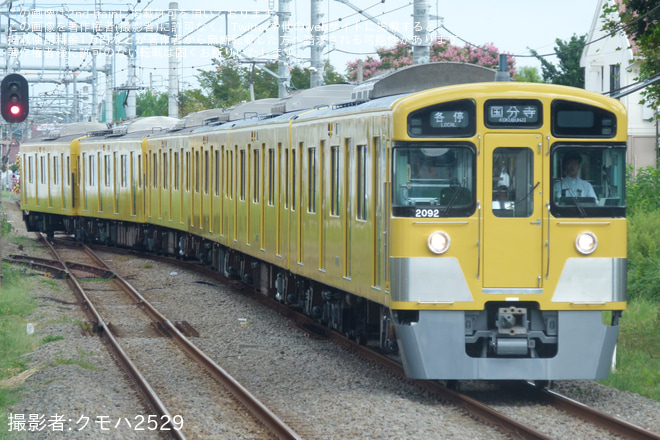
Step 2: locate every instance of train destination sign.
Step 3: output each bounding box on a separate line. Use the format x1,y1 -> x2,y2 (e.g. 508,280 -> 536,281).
429,110 -> 469,128
485,99 -> 542,128
408,99 -> 476,137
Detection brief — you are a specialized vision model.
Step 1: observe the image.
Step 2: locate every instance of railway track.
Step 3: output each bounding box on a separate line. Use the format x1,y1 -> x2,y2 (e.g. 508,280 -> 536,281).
7,235 -> 659,440
22,234 -> 302,440
284,309 -> 660,440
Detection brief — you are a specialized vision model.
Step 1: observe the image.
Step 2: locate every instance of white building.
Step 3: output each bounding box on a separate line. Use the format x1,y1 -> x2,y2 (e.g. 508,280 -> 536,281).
581,0 -> 657,168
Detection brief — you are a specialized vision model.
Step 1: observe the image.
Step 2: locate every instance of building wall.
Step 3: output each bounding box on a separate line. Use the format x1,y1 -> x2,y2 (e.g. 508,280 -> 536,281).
581,0 -> 657,168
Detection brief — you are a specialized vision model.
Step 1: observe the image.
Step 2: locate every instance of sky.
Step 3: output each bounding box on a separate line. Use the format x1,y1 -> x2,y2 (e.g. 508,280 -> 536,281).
6,0 -> 602,117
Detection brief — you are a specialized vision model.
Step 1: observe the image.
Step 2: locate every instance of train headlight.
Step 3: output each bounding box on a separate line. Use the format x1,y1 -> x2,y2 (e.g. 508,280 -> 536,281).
575,231 -> 598,255
428,231 -> 450,254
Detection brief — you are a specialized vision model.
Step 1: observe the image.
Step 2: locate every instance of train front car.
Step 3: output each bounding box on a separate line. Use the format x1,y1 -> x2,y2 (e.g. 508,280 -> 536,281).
388,82 -> 627,380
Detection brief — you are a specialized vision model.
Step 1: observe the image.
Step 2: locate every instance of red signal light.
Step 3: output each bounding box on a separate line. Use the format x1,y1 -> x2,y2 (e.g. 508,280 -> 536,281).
1,74 -> 29,123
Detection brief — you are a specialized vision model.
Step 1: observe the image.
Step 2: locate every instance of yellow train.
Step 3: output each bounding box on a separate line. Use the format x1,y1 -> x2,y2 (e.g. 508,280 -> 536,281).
20,63 -> 627,380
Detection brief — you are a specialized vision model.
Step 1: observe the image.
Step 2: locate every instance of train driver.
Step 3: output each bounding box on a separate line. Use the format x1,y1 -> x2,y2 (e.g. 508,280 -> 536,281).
411,151 -> 439,179
554,152 -> 598,202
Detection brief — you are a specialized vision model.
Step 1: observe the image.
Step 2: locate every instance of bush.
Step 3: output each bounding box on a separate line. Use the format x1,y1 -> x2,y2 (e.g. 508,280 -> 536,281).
626,163 -> 660,216
626,160 -> 660,301
627,210 -> 660,301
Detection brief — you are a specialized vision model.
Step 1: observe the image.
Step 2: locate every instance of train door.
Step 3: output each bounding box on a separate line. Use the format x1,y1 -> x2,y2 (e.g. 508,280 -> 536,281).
483,134 -> 543,288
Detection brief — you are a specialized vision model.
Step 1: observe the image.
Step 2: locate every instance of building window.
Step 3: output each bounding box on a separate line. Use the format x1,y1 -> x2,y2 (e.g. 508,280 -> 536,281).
609,64 -> 620,94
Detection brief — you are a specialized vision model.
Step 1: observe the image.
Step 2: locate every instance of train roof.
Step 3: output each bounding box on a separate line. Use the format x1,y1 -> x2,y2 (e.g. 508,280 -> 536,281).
23,122 -> 109,144
169,62 -> 499,130
350,62 -> 496,101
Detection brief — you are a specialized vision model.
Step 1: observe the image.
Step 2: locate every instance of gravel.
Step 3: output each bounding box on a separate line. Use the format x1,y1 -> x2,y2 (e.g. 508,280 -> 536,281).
2,196 -> 660,440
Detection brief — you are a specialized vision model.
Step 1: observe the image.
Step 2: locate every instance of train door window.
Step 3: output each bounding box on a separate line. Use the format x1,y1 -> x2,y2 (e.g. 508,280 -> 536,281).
66,156 -> 70,186
104,155 -> 111,187
268,148 -> 275,206
40,156 -> 45,184
215,149 -> 220,196
152,153 -> 158,188
121,155 -> 128,188
204,150 -> 209,194
172,151 -> 178,190
162,152 -> 169,189
356,145 -> 367,220
253,148 -> 260,203
491,148 -> 534,218
174,151 -> 180,191
239,149 -> 245,200
330,146 -> 340,216
185,151 -> 190,192
284,148 -> 289,208
195,150 -> 200,193
291,147 -> 297,210
28,155 -> 34,184
53,155 -> 59,185
229,149 -> 234,199
89,155 -> 95,186
307,147 -> 316,213
138,155 -> 143,189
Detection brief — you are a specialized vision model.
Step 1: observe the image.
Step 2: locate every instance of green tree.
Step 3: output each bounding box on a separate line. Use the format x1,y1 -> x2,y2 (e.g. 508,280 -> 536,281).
529,34 -> 587,87
515,66 -> 543,83
136,91 -> 169,117
197,48 -> 250,108
178,89 -> 211,117
602,1 -> 660,115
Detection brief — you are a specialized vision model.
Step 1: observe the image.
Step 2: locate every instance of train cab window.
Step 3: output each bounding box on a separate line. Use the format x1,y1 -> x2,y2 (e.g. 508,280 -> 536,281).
492,148 -> 534,218
550,145 -> 626,218
392,143 -> 476,218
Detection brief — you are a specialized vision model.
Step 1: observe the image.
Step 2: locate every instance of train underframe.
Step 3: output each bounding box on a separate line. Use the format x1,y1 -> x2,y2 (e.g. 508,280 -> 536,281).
23,210 -> 621,380
24,211 -> 397,354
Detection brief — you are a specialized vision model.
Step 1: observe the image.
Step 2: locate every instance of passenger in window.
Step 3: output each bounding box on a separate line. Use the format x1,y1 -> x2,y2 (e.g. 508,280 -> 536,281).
554,152 -> 598,201
492,185 -> 510,209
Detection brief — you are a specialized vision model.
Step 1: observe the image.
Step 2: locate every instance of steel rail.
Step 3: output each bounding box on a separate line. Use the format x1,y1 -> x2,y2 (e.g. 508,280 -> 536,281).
38,234 -> 187,440
84,243 -> 660,440
525,382 -> 660,440
83,244 -> 303,440
7,254 -> 114,278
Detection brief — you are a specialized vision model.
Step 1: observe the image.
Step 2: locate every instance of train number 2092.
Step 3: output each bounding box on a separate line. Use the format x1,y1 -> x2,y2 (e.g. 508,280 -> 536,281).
415,209 -> 441,218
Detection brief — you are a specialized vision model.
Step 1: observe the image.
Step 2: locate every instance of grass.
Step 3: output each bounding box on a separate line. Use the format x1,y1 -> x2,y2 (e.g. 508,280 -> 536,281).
0,264 -> 38,438
600,298 -> 660,401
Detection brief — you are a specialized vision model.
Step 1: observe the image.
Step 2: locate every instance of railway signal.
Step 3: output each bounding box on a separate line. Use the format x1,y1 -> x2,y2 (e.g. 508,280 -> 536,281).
1,74 -> 29,123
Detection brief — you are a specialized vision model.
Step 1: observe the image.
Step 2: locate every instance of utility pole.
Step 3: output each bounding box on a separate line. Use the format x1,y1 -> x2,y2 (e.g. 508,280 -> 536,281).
278,0 -> 291,98
310,0 -> 324,88
168,2 -> 179,119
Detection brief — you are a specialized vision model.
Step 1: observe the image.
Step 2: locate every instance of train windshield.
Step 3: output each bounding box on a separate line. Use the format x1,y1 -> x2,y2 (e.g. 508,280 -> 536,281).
550,144 -> 626,218
392,143 -> 476,217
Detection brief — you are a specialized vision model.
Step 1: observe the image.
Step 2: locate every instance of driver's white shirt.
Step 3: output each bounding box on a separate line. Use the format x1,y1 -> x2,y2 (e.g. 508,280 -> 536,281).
554,177 -> 597,200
